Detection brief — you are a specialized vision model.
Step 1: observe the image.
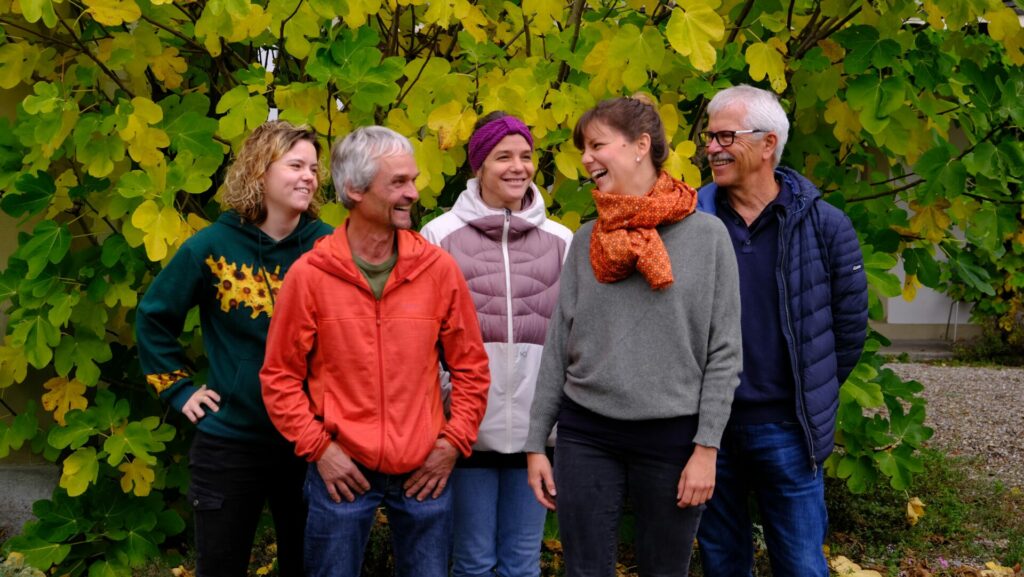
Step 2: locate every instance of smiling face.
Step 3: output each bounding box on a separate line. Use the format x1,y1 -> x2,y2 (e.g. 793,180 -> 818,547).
350,152 -> 420,231
262,139 -> 319,218
579,121 -> 650,197
705,103 -> 775,190
476,134 -> 534,211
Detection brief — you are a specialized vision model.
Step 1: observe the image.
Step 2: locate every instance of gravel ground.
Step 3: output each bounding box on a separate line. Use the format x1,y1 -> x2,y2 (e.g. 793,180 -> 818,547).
887,362 -> 1024,489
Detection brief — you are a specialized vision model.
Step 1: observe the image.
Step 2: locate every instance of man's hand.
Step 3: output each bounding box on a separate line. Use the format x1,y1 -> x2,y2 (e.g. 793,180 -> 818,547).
677,444 -> 717,508
182,385 -> 221,424
403,438 -> 458,501
527,452 -> 557,511
317,442 -> 371,503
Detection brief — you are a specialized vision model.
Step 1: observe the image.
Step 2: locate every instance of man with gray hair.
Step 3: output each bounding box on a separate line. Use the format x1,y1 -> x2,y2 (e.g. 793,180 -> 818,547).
694,85 -> 868,576
260,126 -> 490,577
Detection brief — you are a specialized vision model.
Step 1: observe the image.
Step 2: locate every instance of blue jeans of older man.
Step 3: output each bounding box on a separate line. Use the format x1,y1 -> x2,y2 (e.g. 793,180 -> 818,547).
303,463 -> 453,577
697,421 -> 829,577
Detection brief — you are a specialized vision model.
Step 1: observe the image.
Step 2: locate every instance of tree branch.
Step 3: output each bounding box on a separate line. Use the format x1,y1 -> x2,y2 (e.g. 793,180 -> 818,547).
0,17 -> 78,50
554,0 -> 586,89
727,0 -> 756,44
522,9 -> 532,57
140,14 -> 208,55
847,179 -> 925,202
58,16 -> 133,98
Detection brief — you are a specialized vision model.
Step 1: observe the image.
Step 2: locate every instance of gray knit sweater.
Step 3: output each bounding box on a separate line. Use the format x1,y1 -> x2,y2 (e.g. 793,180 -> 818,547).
524,211 -> 743,452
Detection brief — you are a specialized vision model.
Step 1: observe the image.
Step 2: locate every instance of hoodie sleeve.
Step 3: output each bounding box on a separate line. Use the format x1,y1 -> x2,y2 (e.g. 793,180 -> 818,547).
260,260 -> 333,461
436,255 -> 490,458
135,244 -> 204,412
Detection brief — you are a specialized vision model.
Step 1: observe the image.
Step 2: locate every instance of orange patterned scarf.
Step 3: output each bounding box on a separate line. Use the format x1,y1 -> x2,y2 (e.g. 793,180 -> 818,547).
590,171 -> 698,290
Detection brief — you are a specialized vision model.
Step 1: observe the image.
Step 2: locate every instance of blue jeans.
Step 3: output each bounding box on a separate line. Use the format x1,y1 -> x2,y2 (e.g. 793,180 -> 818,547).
554,436 -> 703,577
697,422 -> 829,577
303,463 -> 453,577
188,432 -> 306,577
451,467 -> 548,577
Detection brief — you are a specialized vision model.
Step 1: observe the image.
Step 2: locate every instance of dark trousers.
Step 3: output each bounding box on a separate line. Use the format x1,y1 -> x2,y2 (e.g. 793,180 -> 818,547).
554,436 -> 703,577
188,431 -> 307,577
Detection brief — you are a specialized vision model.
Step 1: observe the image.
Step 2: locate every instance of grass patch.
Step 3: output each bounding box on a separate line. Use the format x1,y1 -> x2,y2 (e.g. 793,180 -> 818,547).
827,448 -> 1024,574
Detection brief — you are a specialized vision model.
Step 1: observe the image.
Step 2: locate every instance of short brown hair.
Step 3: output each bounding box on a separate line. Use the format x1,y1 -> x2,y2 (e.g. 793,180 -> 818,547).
572,94 -> 670,171
222,121 -> 323,224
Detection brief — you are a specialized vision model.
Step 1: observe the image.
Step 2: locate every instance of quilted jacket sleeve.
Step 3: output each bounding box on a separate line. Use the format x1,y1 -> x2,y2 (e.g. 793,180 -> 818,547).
824,207 -> 869,384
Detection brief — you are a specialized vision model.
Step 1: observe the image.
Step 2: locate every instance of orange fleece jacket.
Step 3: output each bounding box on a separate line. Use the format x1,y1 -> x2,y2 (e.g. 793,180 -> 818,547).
260,223 -> 490,474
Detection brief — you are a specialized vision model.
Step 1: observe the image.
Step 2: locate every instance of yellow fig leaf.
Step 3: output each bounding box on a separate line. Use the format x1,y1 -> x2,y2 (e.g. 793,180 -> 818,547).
131,200 -> 183,261
275,83 -> 341,135
984,7 -> 1024,65
522,0 -> 564,34
341,0 -> 383,27
150,47 -> 187,89
0,340 -> 30,388
824,98 -> 862,146
118,459 -> 155,496
411,138 -> 445,206
318,203 -> 348,228
665,0 -> 724,72
554,150 -> 580,180
282,2 -> 319,59
0,42 -> 41,90
453,0 -> 488,42
421,0 -> 459,26
103,281 -> 138,309
83,0 -> 141,25
660,102 -> 679,141
118,97 -> 170,167
908,200 -> 951,244
906,496 -> 925,525
556,211 -> 582,232
981,561 -> 1016,576
664,141 -> 701,187
60,447 -> 99,497
745,40 -> 787,92
626,0 -> 658,13
41,377 -> 88,426
19,0 -> 62,27
902,273 -> 920,302
427,101 -> 477,151
829,555 -> 884,577
186,212 -> 211,233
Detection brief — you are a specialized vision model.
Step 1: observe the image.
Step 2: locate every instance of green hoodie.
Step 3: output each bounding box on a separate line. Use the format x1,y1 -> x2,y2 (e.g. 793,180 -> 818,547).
136,211 -> 333,443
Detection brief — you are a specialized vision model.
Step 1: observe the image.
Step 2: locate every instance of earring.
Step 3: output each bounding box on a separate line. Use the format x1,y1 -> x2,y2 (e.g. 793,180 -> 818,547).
635,156 -> 641,163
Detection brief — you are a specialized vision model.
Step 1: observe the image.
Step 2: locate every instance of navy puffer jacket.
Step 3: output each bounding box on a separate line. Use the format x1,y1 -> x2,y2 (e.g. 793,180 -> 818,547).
697,166 -> 868,465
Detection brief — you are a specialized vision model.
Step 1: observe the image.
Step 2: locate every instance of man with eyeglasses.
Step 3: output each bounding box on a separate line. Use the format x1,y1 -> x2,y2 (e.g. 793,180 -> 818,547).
694,84 -> 868,576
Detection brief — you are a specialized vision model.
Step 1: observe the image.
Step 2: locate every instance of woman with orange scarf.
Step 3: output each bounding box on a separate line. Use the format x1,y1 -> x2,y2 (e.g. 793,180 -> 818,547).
524,95 -> 743,576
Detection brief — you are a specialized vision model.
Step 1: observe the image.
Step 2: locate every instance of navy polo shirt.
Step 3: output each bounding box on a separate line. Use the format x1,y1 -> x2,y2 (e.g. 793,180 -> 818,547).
716,183 -> 796,425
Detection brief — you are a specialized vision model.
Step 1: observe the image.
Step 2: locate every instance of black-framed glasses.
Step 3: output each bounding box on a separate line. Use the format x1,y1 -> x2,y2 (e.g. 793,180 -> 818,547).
698,129 -> 766,147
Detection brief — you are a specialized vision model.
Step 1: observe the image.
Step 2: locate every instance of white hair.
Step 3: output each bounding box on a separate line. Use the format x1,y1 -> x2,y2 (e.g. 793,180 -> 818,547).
707,85 -> 790,167
330,126 -> 414,208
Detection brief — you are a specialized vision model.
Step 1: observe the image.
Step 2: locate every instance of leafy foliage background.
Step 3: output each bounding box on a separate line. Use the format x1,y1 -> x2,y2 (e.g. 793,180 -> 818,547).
0,0 -> 1022,573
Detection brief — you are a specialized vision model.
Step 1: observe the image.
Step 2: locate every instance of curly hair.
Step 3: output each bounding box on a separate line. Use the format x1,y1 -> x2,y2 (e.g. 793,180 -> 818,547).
222,121 -> 323,224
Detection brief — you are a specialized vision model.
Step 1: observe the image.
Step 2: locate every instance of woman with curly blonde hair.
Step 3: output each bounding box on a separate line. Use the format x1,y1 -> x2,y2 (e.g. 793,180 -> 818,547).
137,120 -> 333,577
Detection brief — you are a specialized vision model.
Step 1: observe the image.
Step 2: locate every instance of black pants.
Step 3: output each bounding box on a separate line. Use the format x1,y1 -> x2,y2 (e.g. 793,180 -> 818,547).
188,431 -> 307,577
554,436 -> 703,577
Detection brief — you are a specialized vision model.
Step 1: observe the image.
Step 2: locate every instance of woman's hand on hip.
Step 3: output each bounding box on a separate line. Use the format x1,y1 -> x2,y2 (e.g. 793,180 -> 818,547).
182,385 -> 221,424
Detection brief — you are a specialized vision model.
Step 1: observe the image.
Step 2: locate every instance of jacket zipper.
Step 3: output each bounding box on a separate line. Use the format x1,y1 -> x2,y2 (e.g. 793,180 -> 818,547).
375,298 -> 385,471
778,210 -> 818,473
502,209 -> 514,453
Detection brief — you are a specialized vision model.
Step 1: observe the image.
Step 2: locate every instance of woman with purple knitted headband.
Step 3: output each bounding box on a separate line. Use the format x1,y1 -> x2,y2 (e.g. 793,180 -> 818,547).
420,113 -> 573,577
